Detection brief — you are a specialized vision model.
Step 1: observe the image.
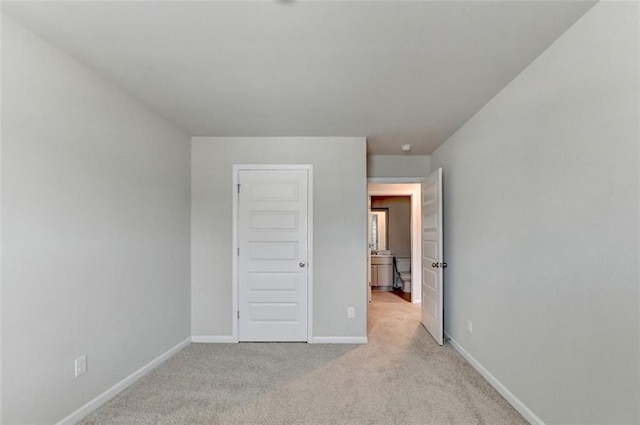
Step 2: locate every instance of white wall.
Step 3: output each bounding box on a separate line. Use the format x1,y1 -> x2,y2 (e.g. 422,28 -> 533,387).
367,155 -> 430,178
431,2 -> 639,424
191,137 -> 367,340
1,16 -> 191,424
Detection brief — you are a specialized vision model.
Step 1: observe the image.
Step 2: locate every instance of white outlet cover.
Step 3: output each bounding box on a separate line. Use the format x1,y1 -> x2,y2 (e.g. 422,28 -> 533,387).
347,307 -> 355,318
75,354 -> 87,378
467,320 -> 473,333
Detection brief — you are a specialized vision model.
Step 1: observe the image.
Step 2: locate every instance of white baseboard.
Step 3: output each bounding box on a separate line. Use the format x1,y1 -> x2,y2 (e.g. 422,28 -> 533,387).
192,336 -> 368,344
191,335 -> 237,343
310,336 -> 368,344
55,337 -> 191,425
444,331 -> 545,425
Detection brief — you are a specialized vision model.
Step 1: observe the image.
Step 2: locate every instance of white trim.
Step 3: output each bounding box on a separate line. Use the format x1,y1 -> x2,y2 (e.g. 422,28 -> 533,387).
367,177 -> 425,184
55,338 -> 191,425
307,168 -> 314,342
191,335 -> 237,343
0,74 -> 3,419
0,101 -> 3,425
444,331 -> 546,425
232,164 -> 314,343
310,336 -> 368,344
231,168 -> 240,342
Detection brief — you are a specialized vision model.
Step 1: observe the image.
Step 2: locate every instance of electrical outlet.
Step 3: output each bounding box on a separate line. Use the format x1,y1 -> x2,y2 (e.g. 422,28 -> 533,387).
347,307 -> 355,319
75,354 -> 87,378
467,320 -> 473,334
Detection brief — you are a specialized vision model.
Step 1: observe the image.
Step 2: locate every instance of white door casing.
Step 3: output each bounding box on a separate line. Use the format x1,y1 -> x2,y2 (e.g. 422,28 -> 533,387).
235,166 -> 311,342
421,167 -> 444,345
367,195 -> 372,303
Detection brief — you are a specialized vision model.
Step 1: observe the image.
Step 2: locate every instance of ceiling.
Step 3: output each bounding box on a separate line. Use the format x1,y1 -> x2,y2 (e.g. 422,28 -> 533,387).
2,1 -> 596,155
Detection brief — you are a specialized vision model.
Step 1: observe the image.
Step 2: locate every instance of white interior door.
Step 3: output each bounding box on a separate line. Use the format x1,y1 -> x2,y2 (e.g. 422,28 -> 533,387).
421,167 -> 444,345
238,169 -> 309,342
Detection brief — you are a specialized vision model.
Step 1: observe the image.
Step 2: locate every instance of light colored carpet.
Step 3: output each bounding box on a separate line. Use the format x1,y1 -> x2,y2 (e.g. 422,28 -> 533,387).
80,292 -> 528,424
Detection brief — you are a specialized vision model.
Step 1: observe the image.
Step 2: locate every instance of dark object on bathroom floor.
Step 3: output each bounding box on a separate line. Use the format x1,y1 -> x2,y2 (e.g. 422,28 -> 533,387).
392,288 -> 412,303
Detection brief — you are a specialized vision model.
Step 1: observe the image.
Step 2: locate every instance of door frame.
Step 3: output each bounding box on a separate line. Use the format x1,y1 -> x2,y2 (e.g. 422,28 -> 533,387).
367,178 -> 424,303
232,164 -> 314,343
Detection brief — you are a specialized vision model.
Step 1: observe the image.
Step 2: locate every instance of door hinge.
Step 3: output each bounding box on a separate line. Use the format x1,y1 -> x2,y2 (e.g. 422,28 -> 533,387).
237,184 -> 241,194
237,311 -> 240,319
237,247 -> 240,256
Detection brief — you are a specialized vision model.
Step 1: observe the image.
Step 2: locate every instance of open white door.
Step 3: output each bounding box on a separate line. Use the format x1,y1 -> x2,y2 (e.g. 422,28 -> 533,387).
421,167 -> 444,345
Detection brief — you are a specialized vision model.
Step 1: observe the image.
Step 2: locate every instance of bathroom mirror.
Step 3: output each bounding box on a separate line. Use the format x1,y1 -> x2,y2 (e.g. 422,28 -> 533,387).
370,208 -> 389,251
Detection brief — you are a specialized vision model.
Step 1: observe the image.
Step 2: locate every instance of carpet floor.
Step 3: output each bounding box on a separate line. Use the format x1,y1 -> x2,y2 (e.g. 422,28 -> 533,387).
80,291 -> 528,424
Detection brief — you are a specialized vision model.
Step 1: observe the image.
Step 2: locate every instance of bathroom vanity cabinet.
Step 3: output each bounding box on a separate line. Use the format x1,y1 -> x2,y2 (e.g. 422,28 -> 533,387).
371,255 -> 394,287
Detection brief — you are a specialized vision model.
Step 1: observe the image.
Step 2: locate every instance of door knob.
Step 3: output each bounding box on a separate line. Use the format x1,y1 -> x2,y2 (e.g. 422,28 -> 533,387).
299,262 -> 306,268
432,263 -> 438,268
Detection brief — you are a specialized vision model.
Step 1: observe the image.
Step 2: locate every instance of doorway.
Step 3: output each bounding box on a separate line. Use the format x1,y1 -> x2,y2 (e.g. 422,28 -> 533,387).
370,197 -> 411,301
368,182 -> 422,304
368,170 -> 444,346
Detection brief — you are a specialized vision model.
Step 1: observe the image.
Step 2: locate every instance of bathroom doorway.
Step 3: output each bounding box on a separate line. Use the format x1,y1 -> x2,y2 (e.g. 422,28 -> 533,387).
371,196 -> 411,301
367,181 -> 423,304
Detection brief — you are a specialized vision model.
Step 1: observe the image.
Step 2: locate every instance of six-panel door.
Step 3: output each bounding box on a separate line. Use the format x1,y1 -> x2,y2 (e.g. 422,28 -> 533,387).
421,167 -> 444,345
238,169 -> 309,342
